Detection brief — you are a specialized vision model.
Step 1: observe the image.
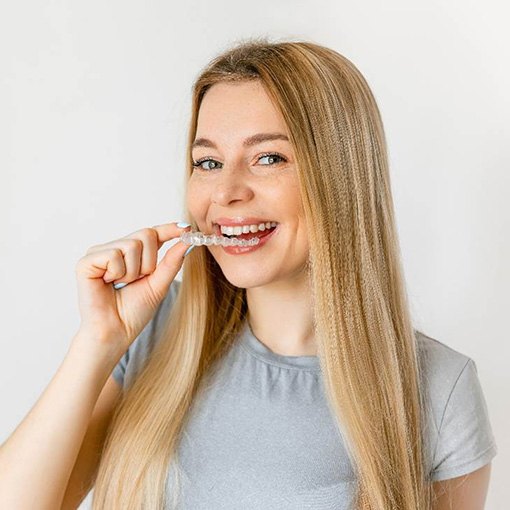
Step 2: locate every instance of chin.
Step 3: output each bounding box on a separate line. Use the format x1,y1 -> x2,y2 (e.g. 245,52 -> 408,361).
218,266 -> 276,290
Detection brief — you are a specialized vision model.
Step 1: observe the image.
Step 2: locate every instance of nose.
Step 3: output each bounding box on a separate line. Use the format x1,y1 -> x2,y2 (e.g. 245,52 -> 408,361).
210,169 -> 255,206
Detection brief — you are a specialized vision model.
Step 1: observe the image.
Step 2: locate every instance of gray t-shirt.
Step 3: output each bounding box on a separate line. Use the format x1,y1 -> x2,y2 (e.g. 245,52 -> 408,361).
112,280 -> 497,510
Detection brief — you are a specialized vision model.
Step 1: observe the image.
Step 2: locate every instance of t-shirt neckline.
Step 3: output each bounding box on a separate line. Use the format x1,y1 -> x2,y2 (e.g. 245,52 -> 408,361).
239,318 -> 321,371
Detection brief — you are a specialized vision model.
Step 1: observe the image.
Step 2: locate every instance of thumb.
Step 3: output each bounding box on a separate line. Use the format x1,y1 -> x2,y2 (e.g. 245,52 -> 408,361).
146,240 -> 191,300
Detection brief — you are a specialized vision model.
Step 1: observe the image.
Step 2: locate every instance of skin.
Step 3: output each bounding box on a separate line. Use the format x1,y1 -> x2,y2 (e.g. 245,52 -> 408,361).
432,463 -> 492,509
187,80 -> 317,356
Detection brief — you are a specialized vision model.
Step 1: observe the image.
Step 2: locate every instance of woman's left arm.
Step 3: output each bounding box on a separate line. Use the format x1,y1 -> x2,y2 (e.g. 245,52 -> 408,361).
432,463 -> 492,510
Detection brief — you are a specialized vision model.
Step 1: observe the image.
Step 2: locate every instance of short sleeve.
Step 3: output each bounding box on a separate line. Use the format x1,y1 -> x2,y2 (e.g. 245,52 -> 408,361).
111,279 -> 182,389
430,358 -> 498,481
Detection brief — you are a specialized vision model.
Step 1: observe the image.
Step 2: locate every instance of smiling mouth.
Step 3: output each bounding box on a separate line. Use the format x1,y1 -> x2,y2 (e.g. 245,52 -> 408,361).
213,223 -> 278,240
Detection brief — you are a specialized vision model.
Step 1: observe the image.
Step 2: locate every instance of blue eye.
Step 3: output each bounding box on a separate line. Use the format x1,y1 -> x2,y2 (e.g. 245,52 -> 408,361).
192,159 -> 222,171
192,152 -> 287,172
258,153 -> 286,165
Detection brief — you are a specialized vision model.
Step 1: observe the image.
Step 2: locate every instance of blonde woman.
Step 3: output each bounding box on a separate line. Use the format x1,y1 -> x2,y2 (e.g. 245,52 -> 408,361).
0,38 -> 497,509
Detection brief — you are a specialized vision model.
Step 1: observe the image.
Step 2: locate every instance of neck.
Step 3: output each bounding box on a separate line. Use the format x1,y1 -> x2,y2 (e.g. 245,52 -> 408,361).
246,271 -> 316,357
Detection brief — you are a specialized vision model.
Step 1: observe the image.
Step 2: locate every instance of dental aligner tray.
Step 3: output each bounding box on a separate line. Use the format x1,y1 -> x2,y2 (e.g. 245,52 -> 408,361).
179,230 -> 261,247
112,230 -> 260,289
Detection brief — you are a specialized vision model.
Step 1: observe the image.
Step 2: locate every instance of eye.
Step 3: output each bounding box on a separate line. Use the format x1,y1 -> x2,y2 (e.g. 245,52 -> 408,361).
191,152 -> 287,172
257,153 -> 287,165
192,158 -> 223,171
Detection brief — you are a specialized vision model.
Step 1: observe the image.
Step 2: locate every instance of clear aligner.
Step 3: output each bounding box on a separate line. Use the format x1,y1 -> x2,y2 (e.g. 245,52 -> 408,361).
179,230 -> 260,247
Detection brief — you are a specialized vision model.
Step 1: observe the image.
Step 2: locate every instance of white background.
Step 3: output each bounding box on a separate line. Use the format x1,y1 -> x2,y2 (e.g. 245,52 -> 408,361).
0,1 -> 508,508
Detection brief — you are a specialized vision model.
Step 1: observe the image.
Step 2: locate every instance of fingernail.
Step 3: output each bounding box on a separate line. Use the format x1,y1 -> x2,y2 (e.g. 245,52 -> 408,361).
183,245 -> 196,257
113,282 -> 128,290
177,221 -> 191,228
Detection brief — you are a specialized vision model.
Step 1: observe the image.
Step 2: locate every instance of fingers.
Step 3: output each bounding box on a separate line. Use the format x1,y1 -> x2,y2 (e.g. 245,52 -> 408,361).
76,247 -> 126,282
121,228 -> 158,277
81,221 -> 192,286
104,239 -> 142,284
149,222 -> 192,250
145,232 -> 192,300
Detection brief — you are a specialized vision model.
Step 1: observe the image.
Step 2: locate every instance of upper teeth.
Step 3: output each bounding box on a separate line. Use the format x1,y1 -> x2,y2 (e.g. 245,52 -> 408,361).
220,221 -> 277,236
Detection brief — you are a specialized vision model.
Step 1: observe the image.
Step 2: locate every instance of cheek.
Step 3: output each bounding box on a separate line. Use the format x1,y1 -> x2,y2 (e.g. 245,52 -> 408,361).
276,175 -> 302,212
186,183 -> 207,218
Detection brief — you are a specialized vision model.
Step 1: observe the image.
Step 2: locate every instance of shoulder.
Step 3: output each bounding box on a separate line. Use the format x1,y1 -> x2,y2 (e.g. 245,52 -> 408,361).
415,329 -> 472,409
414,330 -> 498,481
112,279 -> 182,388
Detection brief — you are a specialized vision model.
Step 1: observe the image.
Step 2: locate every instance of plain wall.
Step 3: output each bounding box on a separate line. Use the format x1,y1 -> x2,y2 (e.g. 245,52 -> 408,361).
1,1 -> 508,508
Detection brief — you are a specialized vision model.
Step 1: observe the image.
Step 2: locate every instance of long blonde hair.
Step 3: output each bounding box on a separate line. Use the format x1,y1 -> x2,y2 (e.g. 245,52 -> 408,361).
93,37 -> 434,509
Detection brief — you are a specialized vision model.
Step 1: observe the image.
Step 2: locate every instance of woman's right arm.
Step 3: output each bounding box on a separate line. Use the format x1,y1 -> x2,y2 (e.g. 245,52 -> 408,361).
0,221 -> 192,510
0,333 -> 123,510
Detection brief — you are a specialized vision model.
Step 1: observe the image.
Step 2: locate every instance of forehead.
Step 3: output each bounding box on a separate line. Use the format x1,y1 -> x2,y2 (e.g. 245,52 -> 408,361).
195,81 -> 288,139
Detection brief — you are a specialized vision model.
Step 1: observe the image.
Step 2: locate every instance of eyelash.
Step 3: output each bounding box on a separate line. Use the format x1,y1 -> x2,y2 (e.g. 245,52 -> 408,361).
191,152 -> 287,171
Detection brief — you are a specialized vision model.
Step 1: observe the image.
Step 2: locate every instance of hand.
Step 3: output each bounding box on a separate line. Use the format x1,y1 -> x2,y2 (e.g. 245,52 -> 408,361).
74,222 -> 192,353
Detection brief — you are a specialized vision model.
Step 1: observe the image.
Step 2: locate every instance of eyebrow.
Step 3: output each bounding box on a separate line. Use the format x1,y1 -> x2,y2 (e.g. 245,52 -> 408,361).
191,132 -> 290,150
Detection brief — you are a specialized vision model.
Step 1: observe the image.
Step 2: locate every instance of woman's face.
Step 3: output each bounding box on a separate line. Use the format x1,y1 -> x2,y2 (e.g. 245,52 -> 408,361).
187,80 -> 309,289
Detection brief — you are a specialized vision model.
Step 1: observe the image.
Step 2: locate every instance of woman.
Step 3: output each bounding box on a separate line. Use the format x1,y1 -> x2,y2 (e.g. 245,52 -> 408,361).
0,38 -> 497,509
